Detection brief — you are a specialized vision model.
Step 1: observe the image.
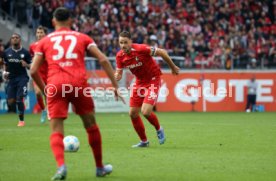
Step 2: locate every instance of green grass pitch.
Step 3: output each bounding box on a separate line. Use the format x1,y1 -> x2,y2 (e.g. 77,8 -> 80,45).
1,112 -> 276,181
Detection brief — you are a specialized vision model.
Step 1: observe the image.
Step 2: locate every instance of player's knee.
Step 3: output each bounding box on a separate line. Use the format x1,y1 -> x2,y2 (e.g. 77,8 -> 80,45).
80,113 -> 96,128
7,99 -> 16,105
82,120 -> 94,129
129,111 -> 139,119
141,109 -> 151,118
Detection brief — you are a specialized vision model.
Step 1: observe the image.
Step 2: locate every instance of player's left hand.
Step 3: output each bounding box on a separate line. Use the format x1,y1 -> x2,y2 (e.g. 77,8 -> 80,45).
114,88 -> 126,104
171,65 -> 180,75
21,60 -> 29,68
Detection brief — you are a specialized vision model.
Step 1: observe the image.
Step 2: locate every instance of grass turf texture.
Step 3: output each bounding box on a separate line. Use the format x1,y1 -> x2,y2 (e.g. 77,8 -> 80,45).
0,112 -> 276,181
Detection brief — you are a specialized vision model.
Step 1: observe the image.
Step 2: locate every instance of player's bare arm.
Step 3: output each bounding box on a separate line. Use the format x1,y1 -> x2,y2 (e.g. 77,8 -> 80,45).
30,54 -> 45,93
2,64 -> 9,80
88,46 -> 125,104
155,48 -> 180,75
114,69 -> 123,81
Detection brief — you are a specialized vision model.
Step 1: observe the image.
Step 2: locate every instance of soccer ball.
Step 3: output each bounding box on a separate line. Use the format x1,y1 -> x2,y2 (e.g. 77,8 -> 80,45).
63,135 -> 80,152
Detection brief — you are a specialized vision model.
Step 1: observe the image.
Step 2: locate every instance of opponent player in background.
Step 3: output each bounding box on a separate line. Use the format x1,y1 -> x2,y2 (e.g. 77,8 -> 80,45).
29,25 -> 48,123
31,7 -> 123,180
2,33 -> 32,127
115,31 -> 179,148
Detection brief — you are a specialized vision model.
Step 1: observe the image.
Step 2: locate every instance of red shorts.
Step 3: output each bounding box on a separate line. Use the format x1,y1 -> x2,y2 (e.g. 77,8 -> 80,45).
130,77 -> 161,107
47,83 -> 94,119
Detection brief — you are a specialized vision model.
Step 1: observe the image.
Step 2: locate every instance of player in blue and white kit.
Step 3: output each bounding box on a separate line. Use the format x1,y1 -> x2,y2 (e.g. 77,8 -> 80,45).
2,33 -> 32,127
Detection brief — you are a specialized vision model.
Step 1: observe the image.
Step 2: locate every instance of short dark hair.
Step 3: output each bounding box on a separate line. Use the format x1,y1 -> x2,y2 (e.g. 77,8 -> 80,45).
53,7 -> 71,22
37,25 -> 48,34
11,33 -> 21,39
119,31 -> 131,39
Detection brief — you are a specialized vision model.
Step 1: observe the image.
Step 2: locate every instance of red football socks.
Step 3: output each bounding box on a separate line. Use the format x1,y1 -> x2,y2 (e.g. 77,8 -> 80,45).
131,116 -> 147,142
145,112 -> 161,131
50,132 -> 64,167
86,124 -> 103,168
37,95 -> 45,110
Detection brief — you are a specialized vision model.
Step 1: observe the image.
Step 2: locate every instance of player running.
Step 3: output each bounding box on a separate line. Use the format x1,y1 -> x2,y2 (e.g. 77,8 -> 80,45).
2,33 -> 32,127
115,31 -> 179,148
29,25 -> 48,123
31,7 -> 122,180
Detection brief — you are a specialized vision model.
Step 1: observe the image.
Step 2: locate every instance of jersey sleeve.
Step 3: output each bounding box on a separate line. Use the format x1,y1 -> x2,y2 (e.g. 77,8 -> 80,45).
140,44 -> 157,56
34,39 -> 45,57
115,54 -> 123,70
83,34 -> 97,50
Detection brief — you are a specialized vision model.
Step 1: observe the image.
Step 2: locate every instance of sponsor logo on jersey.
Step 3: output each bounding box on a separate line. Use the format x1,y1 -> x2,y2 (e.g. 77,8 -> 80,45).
8,59 -> 21,63
126,62 -> 143,69
59,61 -> 73,67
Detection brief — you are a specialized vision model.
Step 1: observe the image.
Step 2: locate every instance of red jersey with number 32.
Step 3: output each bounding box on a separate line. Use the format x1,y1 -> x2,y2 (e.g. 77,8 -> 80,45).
35,28 -> 96,85
30,42 -> 48,82
116,44 -> 161,83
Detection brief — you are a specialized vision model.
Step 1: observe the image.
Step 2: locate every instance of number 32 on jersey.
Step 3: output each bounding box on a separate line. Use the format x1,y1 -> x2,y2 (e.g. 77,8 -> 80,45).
50,35 -> 78,61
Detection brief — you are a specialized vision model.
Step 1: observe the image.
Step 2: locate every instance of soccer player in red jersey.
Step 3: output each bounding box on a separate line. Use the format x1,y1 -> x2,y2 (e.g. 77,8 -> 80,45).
29,25 -> 48,123
30,7 -> 122,180
115,31 -> 179,148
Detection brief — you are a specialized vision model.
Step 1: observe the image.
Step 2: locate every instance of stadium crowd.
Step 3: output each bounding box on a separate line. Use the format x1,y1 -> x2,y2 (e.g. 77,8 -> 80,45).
0,0 -> 276,69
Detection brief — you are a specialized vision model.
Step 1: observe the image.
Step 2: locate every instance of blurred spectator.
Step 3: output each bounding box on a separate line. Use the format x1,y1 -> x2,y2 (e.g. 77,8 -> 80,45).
26,0 -> 33,28
40,1 -> 54,32
9,0 -> 15,17
32,0 -> 42,33
194,52 -> 208,69
1,0 -> 10,20
14,0 -> 27,27
64,0 -> 75,11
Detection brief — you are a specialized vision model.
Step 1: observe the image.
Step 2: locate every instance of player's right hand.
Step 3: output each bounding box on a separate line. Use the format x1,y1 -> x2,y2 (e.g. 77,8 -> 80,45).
2,71 -> 9,81
21,60 -> 29,68
171,66 -> 180,75
114,72 -> 122,81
